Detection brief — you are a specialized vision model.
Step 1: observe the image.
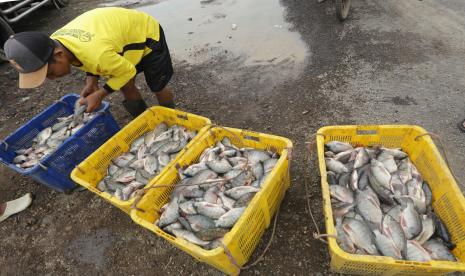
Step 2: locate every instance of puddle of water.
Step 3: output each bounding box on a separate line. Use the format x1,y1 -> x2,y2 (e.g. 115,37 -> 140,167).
134,0 -> 309,68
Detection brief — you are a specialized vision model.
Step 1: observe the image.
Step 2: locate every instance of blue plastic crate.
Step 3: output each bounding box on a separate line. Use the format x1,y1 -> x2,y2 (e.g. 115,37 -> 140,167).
0,93 -> 120,192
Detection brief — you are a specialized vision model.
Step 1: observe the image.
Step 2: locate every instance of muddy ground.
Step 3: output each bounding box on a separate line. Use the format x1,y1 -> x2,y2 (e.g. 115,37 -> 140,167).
1,0 -> 465,275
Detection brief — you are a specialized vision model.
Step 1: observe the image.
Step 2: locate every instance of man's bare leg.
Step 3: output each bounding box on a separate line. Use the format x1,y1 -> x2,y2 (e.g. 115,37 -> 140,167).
121,79 -> 148,117
155,86 -> 175,108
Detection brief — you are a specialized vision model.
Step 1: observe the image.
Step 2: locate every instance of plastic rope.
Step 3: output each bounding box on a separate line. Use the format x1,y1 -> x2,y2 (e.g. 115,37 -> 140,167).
220,205 -> 281,271
304,136 -> 338,244
414,132 -> 464,190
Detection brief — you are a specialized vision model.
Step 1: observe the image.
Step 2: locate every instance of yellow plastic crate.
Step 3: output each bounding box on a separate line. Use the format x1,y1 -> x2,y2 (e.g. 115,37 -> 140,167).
130,127 -> 293,275
316,125 -> 465,275
71,106 -> 211,214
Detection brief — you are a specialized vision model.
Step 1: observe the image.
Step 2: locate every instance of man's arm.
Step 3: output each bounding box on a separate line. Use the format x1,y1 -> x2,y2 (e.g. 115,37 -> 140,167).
81,74 -> 99,98
80,50 -> 137,112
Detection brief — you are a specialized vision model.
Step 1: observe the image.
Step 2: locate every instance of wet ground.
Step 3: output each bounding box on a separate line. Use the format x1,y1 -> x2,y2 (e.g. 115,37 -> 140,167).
1,0 -> 465,275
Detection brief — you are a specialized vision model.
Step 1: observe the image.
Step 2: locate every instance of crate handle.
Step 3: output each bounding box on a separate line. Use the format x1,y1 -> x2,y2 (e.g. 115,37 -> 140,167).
356,128 -> 378,135
0,140 -> 8,151
176,113 -> 188,120
54,99 -> 69,107
38,162 -> 48,171
242,130 -> 261,142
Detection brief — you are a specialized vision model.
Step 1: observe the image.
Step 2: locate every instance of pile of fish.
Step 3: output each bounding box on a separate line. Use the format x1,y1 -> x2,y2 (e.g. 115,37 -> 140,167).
155,137 -> 279,250
97,123 -> 196,201
325,141 -> 457,262
13,101 -> 95,169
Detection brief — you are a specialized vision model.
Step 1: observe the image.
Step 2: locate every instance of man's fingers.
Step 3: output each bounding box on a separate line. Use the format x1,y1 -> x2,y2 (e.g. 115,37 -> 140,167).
86,105 -> 94,113
79,97 -> 86,105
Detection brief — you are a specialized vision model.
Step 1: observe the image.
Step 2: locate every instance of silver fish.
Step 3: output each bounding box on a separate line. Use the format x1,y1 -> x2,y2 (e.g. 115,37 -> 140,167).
336,218 -> 356,253
353,148 -> 370,169
326,141 -> 353,154
355,188 -> 382,227
121,181 -> 144,200
113,153 -> 135,167
179,201 -> 197,215
406,240 -> 431,262
423,239 -> 456,262
163,221 -> 184,235
342,217 -> 379,255
158,197 -> 180,228
158,152 -> 170,167
370,159 -> 392,190
398,159 -> 413,184
422,182 -> 433,211
406,179 -> 426,214
251,162 -> 264,180
381,214 -> 406,256
183,162 -> 209,177
349,170 -> 358,191
115,169 -> 136,183
13,155 -> 27,164
196,228 -> 229,241
225,186 -> 260,200
148,123 -> 169,144
330,185 -> 354,204
21,158 -> 39,168
229,170 -> 254,188
129,159 -> 145,170
36,127 -> 53,145
135,169 -> 150,185
390,172 -> 407,196
188,169 -> 218,187
207,158 -> 232,174
245,149 -> 271,164
398,197 -> 422,240
373,229 -> 402,259
326,158 -> 349,174
377,151 -> 397,174
143,155 -> 158,174
233,192 -> 256,208
218,192 -> 235,210
130,136 -> 145,153
186,215 -> 215,232
171,229 -> 210,246
263,158 -> 278,174
220,149 -> 237,158
332,202 -> 355,219
338,173 -> 350,188
414,215 -> 435,245
386,205 -> 402,222
51,120 -> 70,132
327,171 -> 338,186
194,202 -> 226,219
381,148 -> 408,159
325,151 -> 335,158
369,169 -> 394,204
228,157 -> 248,167
204,185 -> 220,204
215,207 -> 246,228
334,149 -> 354,164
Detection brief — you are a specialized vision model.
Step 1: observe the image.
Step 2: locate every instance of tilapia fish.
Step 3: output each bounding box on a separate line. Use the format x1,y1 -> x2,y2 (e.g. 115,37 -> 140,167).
325,141 -> 456,262
96,123 -> 197,201
156,137 -> 280,250
12,101 -> 96,169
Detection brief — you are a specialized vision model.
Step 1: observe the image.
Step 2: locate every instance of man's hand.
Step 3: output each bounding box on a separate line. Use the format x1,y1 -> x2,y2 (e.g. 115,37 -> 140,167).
80,76 -> 99,98
80,89 -> 109,113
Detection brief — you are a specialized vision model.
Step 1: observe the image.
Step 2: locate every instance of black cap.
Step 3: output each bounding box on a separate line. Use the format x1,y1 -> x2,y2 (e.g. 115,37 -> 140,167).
4,31 -> 55,88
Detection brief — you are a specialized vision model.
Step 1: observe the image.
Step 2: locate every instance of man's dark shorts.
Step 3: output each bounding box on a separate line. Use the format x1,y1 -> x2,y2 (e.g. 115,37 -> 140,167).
135,26 -> 173,93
